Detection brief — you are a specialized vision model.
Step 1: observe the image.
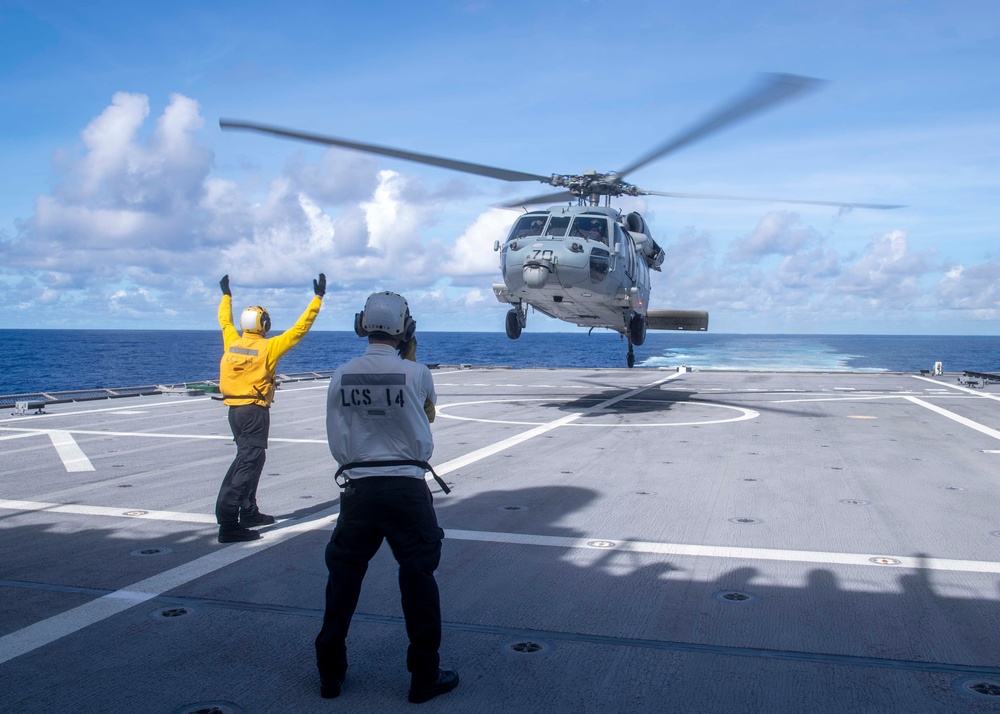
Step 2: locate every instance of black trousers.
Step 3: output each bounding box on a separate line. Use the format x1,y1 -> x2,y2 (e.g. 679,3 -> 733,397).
215,404 -> 270,526
315,476 -> 445,681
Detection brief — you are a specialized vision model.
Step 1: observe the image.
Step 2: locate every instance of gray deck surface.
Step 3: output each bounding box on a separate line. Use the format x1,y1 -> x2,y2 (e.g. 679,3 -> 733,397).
2,367 -> 1000,713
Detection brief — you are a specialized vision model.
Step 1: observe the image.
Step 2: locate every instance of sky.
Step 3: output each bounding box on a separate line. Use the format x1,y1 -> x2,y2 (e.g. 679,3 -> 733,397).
1,1 -> 998,335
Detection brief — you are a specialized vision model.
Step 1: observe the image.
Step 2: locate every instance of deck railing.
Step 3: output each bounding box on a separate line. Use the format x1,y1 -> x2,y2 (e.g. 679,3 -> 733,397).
0,370 -> 341,411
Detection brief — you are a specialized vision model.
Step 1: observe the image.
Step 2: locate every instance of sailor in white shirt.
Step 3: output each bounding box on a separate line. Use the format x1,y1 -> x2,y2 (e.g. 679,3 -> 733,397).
315,291 -> 458,705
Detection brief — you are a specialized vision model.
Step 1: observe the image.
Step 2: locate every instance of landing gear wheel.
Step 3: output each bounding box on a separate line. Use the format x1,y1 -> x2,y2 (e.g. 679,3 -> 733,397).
505,309 -> 522,340
629,312 -> 646,346
627,339 -> 635,368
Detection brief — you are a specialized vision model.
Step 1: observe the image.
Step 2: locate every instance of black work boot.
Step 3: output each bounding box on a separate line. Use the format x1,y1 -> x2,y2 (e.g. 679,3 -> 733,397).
218,524 -> 262,543
408,669 -> 459,704
320,674 -> 345,699
240,510 -> 276,527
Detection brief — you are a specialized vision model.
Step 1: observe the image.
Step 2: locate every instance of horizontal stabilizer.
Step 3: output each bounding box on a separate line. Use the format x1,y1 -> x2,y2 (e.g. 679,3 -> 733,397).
646,310 -> 709,331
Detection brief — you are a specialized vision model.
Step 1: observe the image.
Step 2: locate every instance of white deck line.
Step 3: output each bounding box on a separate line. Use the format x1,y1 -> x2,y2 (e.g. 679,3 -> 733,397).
444,529 -> 1000,575
431,373 -> 683,476
4,497 -> 997,577
770,395 -> 900,404
0,426 -> 326,445
4,494 -> 997,577
911,374 -> 1000,402
0,397 -> 214,425
0,508 -> 340,666
0,499 -> 216,524
47,431 -> 95,472
903,396 -> 1000,441
0,431 -> 42,442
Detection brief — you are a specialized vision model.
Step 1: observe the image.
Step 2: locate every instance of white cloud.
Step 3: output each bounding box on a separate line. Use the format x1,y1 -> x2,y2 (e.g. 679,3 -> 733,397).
439,208 -> 511,281
109,288 -> 176,317
932,262 -> 1000,319
2,89 -> 998,334
646,223 -> 1000,331
462,288 -> 489,307
835,230 -> 936,306
0,92 -> 463,327
75,92 -> 151,201
284,149 -> 380,206
726,211 -> 823,263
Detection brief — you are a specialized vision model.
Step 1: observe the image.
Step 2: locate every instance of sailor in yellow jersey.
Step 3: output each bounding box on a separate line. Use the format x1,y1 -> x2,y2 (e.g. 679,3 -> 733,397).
215,272 -> 326,543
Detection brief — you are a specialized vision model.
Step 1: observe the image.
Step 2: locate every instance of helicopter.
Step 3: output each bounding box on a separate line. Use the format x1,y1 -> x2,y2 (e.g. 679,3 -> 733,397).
220,73 -> 900,367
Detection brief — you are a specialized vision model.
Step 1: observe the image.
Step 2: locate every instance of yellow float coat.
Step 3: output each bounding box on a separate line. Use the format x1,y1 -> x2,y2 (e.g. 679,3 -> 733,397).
218,294 -> 322,407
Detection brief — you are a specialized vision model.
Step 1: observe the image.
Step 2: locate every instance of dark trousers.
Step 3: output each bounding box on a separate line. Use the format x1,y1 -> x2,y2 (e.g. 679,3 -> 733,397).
315,476 -> 445,681
215,404 -> 270,526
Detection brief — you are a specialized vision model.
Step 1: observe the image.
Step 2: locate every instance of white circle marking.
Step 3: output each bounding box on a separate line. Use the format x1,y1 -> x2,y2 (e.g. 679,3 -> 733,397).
435,398 -> 758,427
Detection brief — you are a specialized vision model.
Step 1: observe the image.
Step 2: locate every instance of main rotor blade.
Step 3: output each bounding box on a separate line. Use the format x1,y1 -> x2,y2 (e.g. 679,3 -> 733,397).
498,190 -> 578,208
219,119 -> 551,183
615,73 -> 826,179
637,188 -> 904,210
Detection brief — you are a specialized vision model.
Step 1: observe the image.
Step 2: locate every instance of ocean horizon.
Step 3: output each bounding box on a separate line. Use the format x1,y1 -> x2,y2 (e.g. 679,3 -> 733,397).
2,329 -> 998,396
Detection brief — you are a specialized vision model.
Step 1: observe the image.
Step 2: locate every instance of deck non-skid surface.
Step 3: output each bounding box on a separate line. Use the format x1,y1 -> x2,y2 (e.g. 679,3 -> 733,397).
2,369 -> 1000,713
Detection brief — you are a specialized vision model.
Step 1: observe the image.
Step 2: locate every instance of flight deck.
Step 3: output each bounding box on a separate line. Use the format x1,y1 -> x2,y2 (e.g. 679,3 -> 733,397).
2,367 -> 1000,713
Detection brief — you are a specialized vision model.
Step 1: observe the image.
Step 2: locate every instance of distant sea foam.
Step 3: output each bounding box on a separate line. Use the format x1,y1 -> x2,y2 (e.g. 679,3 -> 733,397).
2,330 -> 997,395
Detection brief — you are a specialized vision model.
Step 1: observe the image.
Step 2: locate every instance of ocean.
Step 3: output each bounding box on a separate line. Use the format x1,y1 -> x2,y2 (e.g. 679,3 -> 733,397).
1,329 -> 998,396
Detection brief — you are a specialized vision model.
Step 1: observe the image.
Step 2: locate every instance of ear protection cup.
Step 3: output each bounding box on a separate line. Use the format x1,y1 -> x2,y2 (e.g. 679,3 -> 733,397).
241,306 -> 270,334
354,312 -> 368,338
357,292 -> 414,340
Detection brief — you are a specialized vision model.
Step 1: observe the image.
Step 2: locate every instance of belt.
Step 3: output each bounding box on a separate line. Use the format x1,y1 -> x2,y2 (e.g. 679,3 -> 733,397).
334,459 -> 451,494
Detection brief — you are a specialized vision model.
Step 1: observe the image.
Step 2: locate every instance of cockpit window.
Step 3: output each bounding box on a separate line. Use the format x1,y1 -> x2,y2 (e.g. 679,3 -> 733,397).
545,217 -> 571,236
569,217 -> 608,244
509,215 -> 546,241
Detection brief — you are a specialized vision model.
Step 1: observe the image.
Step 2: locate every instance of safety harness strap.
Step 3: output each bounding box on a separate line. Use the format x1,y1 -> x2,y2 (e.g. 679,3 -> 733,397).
334,459 -> 451,494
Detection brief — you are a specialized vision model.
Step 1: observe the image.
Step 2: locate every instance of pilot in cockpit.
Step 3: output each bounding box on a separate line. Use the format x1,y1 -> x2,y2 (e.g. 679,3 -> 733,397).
573,218 -> 607,244
516,218 -> 545,239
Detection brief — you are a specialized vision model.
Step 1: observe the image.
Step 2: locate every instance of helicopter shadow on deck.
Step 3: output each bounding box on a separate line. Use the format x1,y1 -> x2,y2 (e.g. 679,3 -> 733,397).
1,487 -> 999,712
430,485 -> 1000,711
538,383 -> 829,420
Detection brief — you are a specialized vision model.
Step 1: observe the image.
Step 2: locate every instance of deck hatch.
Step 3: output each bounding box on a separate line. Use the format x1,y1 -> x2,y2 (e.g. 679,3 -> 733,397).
714,590 -> 760,604
150,605 -> 199,620
503,639 -> 551,655
130,547 -> 173,557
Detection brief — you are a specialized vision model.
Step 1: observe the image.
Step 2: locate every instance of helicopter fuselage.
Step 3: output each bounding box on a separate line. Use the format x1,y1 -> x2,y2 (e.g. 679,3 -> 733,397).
492,205 -> 659,334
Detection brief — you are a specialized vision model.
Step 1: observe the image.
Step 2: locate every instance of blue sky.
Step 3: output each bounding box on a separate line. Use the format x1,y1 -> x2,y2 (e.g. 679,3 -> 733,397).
1,1 -> 998,334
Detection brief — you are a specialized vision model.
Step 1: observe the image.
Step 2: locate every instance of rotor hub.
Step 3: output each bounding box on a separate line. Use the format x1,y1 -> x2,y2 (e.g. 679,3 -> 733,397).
549,173 -> 640,199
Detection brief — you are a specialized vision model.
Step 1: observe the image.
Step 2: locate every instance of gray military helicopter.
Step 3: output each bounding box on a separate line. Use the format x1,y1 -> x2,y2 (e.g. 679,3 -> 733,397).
220,74 -> 900,367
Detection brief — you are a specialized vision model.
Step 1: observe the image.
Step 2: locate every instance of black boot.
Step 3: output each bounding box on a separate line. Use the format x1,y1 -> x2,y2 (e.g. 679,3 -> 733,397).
408,669 -> 459,704
320,674 -> 344,699
240,510 -> 276,527
218,524 -> 262,543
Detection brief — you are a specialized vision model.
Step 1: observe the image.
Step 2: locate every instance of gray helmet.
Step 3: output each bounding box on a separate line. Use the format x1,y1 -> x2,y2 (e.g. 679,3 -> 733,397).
354,291 -> 416,341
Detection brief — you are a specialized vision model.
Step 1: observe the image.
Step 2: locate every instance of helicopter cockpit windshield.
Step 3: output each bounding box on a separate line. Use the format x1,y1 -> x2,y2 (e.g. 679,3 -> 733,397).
509,215 -> 546,241
569,217 -> 609,245
545,217 -> 570,236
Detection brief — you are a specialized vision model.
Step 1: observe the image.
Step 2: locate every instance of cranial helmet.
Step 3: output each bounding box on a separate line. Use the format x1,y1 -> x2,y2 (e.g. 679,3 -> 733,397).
240,306 -> 271,335
354,291 -> 416,341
